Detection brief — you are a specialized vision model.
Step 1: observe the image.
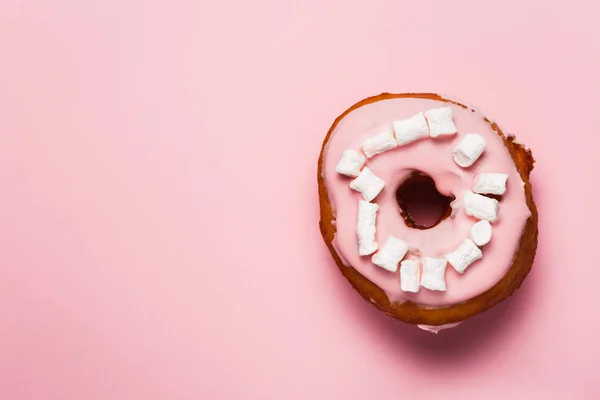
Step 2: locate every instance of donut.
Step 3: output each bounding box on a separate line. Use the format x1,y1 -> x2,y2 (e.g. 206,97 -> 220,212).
318,93 -> 538,330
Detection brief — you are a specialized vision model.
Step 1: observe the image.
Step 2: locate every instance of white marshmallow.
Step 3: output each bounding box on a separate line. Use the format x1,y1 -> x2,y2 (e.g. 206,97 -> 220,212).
393,112 -> 429,146
445,239 -> 483,274
470,220 -> 492,247
473,173 -> 508,195
357,200 -> 379,256
372,236 -> 409,272
400,259 -> 420,293
453,133 -> 487,167
350,167 -> 385,202
361,131 -> 397,158
464,191 -> 499,222
335,149 -> 366,177
421,258 -> 447,291
425,106 -> 457,137
450,199 -> 462,217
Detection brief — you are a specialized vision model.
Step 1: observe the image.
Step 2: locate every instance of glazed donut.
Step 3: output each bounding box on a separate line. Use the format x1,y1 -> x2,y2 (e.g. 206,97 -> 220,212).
318,93 -> 538,331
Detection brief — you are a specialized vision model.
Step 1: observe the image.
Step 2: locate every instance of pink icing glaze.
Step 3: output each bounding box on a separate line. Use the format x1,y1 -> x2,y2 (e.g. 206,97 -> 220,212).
322,96 -> 531,307
417,323 -> 462,333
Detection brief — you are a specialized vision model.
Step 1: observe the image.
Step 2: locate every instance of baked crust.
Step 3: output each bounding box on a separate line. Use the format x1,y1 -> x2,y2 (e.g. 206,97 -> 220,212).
318,93 -> 538,326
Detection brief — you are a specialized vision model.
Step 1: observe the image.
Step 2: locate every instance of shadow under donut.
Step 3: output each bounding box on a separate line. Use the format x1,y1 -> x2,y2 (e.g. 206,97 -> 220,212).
319,238 -> 542,371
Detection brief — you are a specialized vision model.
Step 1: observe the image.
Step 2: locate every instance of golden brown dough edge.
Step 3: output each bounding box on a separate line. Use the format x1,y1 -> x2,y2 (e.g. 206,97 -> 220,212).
317,93 -> 538,326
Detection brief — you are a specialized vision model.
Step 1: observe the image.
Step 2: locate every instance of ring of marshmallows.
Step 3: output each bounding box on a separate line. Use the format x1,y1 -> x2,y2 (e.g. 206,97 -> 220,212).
335,107 -> 509,293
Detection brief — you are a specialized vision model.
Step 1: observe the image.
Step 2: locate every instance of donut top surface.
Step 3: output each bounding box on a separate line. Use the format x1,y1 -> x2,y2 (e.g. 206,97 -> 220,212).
322,95 -> 531,307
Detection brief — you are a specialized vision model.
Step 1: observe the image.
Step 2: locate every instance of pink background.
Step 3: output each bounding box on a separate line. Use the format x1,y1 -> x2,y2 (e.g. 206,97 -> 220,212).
0,0 -> 599,398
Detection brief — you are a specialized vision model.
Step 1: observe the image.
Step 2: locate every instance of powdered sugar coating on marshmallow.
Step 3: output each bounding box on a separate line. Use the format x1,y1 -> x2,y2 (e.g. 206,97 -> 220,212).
473,173 -> 508,195
470,220 -> 492,246
400,259 -> 420,293
393,112 -> 429,146
464,191 -> 499,222
350,167 -> 385,202
336,149 -> 366,177
445,239 -> 483,274
425,106 -> 457,137
421,258 -> 447,291
453,133 -> 487,167
372,236 -> 409,272
357,200 -> 379,256
361,131 -> 397,158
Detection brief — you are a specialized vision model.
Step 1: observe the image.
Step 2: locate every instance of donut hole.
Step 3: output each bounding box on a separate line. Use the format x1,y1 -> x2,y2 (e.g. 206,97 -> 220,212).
395,172 -> 454,230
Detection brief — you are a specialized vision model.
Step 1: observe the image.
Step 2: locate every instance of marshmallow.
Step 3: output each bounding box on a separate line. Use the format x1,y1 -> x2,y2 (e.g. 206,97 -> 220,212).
445,239 -> 482,274
470,220 -> 492,247
357,200 -> 379,256
425,106 -> 457,137
372,236 -> 409,272
393,112 -> 429,146
350,167 -> 385,202
361,131 -> 397,158
400,259 -> 420,293
336,149 -> 366,177
464,191 -> 499,222
421,258 -> 447,291
450,198 -> 462,217
473,173 -> 508,195
453,133 -> 486,167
